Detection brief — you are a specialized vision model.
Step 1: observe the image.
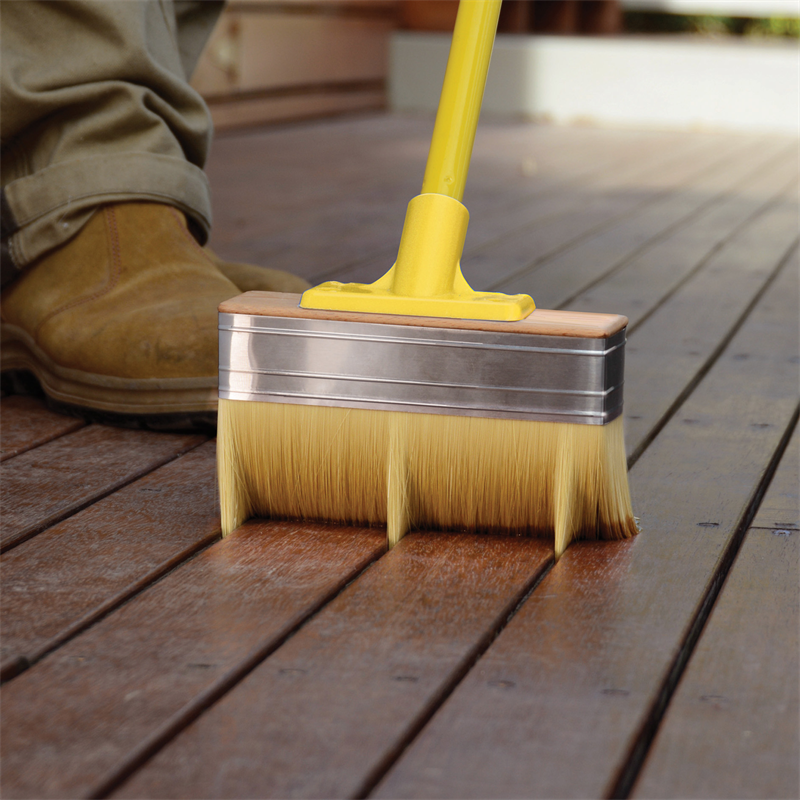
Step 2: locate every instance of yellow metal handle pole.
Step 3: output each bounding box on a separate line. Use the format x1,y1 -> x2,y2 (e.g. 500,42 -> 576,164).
421,0 -> 502,202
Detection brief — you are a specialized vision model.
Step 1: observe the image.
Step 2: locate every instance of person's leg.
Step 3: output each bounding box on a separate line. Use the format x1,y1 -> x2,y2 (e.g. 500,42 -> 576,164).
1,0 -> 220,281
0,1 -> 238,428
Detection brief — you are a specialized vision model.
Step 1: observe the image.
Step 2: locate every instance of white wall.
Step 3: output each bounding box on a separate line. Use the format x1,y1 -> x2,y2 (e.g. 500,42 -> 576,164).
621,0 -> 800,18
390,33 -> 800,134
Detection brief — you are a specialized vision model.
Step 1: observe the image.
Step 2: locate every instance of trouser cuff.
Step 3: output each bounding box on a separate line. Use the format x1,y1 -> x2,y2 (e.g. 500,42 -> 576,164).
1,152 -> 212,283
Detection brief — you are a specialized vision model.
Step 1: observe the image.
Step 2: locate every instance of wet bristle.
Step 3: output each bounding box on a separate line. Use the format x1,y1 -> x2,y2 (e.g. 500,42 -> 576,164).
218,399 -> 638,558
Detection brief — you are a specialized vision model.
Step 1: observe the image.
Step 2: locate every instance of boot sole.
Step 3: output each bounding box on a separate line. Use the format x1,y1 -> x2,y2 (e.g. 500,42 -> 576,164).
1,323 -> 218,431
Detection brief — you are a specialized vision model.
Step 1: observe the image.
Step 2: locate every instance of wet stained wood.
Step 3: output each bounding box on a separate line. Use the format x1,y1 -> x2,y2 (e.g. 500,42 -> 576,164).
372,251 -> 799,799
0,396 -> 85,461
750,423 -> 799,531
0,425 -> 205,552
0,441 -> 220,681
632,424 -> 799,799
113,534 -> 553,800
0,522 -> 385,800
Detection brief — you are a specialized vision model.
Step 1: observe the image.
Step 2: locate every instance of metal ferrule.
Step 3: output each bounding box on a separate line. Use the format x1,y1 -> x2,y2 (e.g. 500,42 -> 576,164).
218,313 -> 625,425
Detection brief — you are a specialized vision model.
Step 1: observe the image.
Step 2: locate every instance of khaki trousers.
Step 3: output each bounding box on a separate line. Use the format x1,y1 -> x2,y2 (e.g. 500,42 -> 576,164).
1,0 -> 224,286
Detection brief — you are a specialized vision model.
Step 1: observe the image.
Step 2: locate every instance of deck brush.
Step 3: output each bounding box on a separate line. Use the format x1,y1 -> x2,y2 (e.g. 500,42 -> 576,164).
217,0 -> 637,559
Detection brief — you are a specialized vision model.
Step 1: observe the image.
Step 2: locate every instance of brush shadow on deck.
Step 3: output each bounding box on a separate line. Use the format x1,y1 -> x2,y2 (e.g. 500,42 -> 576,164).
1,115 -> 798,799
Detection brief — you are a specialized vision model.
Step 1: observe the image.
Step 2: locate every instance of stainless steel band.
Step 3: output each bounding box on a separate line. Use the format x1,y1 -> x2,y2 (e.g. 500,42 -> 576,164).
218,312 -> 625,425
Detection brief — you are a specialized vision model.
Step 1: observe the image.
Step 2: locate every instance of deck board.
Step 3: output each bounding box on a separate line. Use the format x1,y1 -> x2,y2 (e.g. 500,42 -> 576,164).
0,442 -> 220,682
0,426 -> 205,552
372,253 -> 799,799
113,535 -> 552,799
632,425 -> 799,799
1,116 -> 797,799
0,523 -> 385,799
621,200 -> 798,461
751,424 -> 800,531
0,396 -> 85,461
525,141 -> 796,311
325,131 -> 753,289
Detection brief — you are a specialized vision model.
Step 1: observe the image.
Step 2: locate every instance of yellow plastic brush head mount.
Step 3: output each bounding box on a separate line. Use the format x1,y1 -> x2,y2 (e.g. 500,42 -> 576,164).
299,0 -> 534,323
300,192 -> 535,321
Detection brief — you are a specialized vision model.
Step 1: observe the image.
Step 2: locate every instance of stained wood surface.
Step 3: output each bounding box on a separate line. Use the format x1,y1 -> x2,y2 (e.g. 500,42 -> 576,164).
632,424 -> 799,800
2,118 -> 797,799
373,249 -> 799,799
0,523 -> 386,799
113,534 -> 552,799
0,442 -> 220,682
0,396 -> 85,461
220,291 -> 628,337
0,426 -> 205,552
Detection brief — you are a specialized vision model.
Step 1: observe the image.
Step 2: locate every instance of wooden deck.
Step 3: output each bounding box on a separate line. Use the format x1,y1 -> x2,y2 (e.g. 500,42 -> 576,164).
1,115 -> 798,799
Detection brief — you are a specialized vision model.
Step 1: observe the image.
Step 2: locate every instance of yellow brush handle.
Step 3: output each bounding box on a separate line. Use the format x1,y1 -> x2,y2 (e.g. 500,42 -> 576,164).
300,0 -> 534,320
421,0 -> 502,202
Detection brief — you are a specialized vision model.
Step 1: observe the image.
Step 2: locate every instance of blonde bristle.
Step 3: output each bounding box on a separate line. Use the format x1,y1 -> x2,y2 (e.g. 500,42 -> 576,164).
217,399 -> 637,557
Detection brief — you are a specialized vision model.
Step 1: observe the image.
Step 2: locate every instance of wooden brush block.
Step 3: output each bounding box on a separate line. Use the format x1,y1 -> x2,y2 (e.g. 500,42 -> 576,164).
219,292 -> 628,339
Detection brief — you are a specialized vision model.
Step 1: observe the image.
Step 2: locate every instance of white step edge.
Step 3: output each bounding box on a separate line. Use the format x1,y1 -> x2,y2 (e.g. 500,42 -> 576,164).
390,32 -> 800,134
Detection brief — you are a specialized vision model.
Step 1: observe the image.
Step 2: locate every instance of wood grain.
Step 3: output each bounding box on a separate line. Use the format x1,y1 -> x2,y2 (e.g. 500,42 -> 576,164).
0,396 -> 85,461
0,522 -> 386,800
632,425 -> 799,799
113,534 -> 553,800
0,426 -> 205,552
372,244 -> 799,799
0,441 -> 220,681
220,291 -> 628,337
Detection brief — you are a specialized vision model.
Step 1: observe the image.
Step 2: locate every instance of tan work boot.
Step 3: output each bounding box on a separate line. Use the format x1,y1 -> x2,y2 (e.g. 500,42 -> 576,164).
206,248 -> 311,294
1,202 -> 240,429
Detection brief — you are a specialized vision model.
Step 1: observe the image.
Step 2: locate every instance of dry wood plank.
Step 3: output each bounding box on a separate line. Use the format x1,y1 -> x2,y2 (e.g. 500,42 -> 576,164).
632,424 -> 799,799
0,426 -> 205,552
750,423 -> 799,531
112,534 -> 553,799
209,118 -> 740,284
559,153 -> 800,326
0,396 -> 85,461
0,441 -> 220,682
0,522 -> 385,800
622,199 -> 798,462
459,133 -> 757,289
208,118 -> 672,257
324,130 -> 749,289
371,248 -> 799,799
514,140 -> 796,313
